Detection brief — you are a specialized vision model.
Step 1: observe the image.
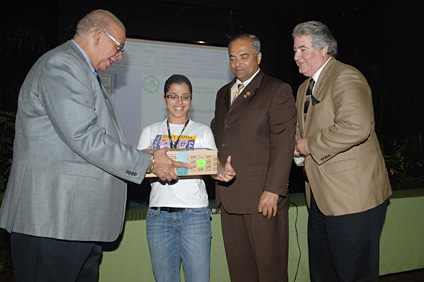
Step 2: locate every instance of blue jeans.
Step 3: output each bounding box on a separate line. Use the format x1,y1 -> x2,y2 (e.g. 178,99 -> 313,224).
146,207 -> 212,282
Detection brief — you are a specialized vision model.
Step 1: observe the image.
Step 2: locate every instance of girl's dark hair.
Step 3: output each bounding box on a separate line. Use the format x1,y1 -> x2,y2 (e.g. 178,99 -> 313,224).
164,74 -> 192,94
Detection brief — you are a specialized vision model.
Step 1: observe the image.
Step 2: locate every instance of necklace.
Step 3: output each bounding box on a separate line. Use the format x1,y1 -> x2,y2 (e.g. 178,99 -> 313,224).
166,119 -> 189,149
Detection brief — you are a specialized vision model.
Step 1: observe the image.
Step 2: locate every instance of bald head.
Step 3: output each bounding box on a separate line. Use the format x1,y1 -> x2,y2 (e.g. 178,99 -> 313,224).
73,9 -> 126,71
75,9 -> 125,38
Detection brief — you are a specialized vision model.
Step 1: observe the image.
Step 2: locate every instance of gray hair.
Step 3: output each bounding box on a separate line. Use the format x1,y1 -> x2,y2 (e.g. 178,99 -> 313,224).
76,9 -> 126,36
292,21 -> 337,56
229,34 -> 261,57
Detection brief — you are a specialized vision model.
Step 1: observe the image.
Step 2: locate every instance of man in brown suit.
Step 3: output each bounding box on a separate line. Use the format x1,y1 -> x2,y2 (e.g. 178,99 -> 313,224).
292,21 -> 392,282
212,34 -> 297,282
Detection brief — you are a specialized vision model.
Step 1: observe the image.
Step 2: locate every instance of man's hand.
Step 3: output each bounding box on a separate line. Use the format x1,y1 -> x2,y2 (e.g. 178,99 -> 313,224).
258,191 -> 279,219
212,156 -> 236,182
294,146 -> 301,157
295,138 -> 310,156
150,148 -> 190,182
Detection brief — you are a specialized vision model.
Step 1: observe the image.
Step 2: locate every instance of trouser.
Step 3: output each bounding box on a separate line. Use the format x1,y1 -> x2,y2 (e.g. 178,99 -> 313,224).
221,205 -> 289,282
146,207 -> 212,282
10,232 -> 102,282
308,192 -> 388,282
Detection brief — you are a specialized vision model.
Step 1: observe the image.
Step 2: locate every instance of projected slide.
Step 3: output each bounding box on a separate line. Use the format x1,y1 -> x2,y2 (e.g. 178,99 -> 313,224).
99,38 -> 233,146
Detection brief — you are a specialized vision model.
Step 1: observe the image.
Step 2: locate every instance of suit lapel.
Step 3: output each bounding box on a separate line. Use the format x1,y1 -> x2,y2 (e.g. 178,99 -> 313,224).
228,71 -> 263,114
296,80 -> 308,135
311,58 -> 336,102
101,87 -> 127,142
66,41 -> 127,143
102,87 -> 116,119
223,80 -> 235,113
303,58 -> 337,132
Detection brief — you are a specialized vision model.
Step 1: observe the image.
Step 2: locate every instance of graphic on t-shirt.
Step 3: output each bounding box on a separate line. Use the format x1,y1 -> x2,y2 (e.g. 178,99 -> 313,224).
152,134 -> 196,149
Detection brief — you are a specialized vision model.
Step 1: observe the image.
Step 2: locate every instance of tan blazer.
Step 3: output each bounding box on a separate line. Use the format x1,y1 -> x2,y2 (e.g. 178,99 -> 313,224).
295,58 -> 392,216
212,71 -> 297,214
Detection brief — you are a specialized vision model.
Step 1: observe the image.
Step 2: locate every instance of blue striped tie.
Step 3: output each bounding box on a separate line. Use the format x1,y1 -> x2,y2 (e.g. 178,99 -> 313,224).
94,70 -> 101,86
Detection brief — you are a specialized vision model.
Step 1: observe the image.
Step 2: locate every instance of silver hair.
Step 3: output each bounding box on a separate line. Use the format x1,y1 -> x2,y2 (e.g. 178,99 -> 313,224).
292,21 -> 337,56
229,34 -> 261,57
76,9 -> 126,36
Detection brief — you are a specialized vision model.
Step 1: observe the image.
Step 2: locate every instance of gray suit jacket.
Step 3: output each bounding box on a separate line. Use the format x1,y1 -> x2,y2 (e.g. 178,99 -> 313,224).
0,41 -> 150,242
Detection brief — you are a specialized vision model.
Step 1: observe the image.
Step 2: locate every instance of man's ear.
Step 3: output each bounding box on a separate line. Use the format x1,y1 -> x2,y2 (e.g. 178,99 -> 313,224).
257,52 -> 262,65
321,45 -> 329,56
93,29 -> 103,46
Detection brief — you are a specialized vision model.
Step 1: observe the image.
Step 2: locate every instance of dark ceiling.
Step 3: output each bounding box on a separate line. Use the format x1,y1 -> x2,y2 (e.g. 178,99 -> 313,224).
1,0 -> 423,141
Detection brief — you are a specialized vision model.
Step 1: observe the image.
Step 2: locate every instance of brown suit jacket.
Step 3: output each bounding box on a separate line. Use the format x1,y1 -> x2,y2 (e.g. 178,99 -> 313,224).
295,58 -> 392,216
212,70 -> 297,214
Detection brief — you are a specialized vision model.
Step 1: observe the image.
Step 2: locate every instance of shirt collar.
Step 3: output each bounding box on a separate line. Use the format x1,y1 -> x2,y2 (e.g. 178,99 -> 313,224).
236,68 -> 260,87
71,39 -> 95,73
311,57 -> 332,83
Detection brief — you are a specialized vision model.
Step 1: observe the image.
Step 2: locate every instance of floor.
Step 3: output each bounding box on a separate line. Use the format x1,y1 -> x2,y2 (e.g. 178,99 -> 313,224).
1,269 -> 424,281
379,268 -> 424,281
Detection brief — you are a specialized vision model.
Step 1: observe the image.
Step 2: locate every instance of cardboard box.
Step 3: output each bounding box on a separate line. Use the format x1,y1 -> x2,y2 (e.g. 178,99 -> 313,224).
145,148 -> 217,178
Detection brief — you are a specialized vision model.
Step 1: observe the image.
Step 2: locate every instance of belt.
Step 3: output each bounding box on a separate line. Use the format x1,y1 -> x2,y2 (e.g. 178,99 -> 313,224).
151,207 -> 186,213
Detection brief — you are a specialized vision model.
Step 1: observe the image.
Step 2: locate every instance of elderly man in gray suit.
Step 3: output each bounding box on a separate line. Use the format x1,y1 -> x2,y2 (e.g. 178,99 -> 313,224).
0,9 -> 188,282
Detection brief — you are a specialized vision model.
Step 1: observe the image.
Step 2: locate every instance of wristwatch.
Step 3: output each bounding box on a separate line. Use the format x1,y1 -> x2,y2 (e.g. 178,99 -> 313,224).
146,154 -> 155,174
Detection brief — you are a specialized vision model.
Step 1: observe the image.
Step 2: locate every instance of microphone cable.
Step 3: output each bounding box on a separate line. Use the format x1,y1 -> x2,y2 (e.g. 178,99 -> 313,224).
290,200 -> 301,282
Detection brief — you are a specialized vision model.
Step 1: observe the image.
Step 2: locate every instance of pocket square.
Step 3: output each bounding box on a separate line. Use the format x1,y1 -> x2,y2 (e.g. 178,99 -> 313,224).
311,95 -> 320,106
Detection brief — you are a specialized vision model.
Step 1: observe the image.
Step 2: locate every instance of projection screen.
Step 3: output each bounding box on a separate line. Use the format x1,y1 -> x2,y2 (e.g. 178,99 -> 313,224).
99,38 -> 233,147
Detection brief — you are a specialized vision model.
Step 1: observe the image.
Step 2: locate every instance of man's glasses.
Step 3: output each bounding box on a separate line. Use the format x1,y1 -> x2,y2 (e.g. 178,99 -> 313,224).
103,30 -> 124,53
93,28 -> 124,53
165,94 -> 192,101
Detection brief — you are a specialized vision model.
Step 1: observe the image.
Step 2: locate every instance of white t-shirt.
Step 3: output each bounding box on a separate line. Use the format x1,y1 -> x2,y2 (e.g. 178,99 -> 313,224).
137,119 -> 217,208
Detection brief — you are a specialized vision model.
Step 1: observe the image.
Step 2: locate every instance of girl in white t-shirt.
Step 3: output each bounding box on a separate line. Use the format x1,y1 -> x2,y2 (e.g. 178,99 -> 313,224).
137,74 -> 235,282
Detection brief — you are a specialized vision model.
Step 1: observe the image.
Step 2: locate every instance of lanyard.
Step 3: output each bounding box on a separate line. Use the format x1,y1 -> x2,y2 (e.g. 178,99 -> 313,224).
166,119 -> 189,149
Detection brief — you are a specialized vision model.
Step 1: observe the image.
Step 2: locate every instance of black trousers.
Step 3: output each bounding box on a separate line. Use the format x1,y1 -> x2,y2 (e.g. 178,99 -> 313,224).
10,232 -> 102,282
308,192 -> 388,282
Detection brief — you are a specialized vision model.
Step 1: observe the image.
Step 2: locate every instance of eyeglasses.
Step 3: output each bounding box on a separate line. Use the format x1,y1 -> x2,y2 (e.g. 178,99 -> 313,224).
103,30 -> 124,53
93,28 -> 124,53
165,94 -> 192,101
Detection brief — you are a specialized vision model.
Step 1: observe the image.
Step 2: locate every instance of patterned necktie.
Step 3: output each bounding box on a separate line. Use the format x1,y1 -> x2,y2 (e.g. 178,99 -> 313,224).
304,78 -> 315,114
232,83 -> 245,104
94,70 -> 102,86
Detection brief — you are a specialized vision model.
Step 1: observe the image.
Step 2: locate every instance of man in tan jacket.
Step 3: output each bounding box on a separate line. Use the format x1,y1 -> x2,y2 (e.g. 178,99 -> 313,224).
292,21 -> 392,282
